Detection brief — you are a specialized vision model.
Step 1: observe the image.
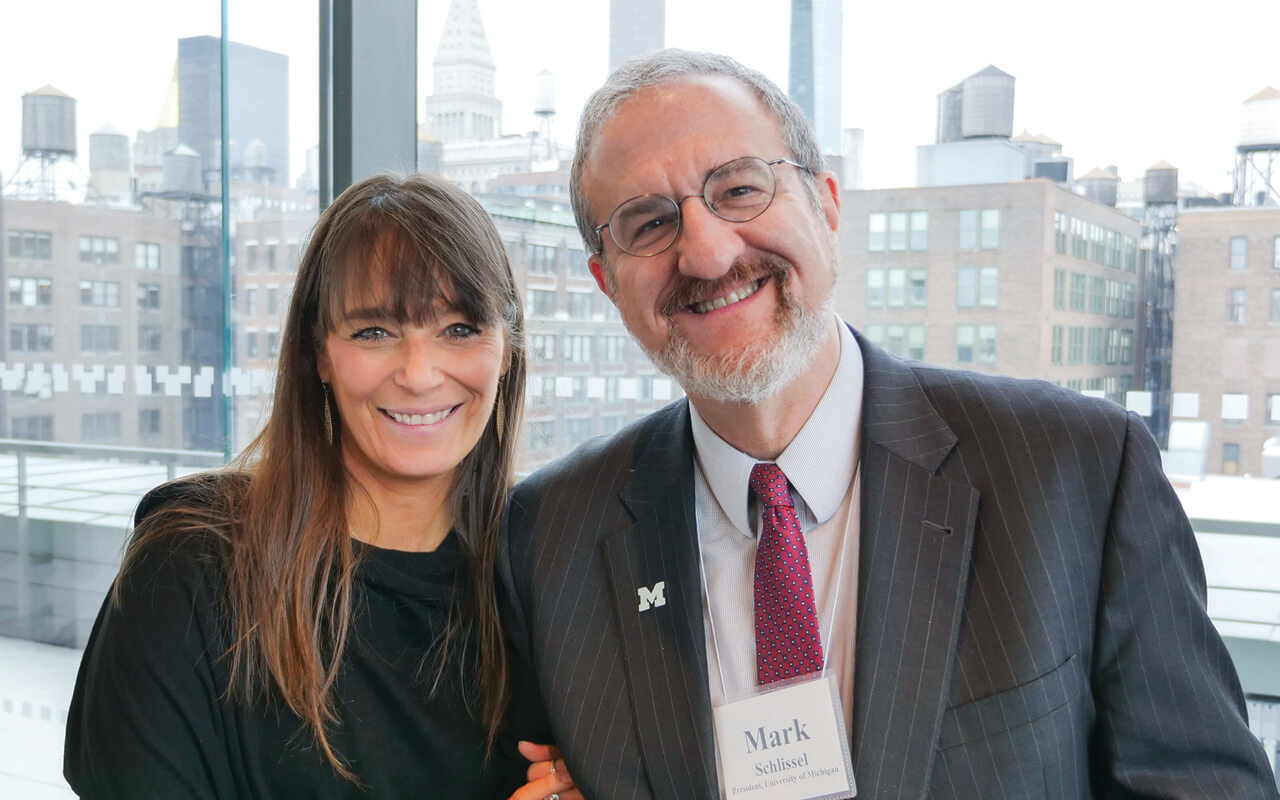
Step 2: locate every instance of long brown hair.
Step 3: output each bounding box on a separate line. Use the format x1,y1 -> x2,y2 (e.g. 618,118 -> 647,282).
119,172 -> 526,780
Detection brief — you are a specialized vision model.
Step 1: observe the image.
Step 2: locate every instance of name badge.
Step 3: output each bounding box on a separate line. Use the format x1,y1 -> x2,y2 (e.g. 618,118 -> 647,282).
712,673 -> 856,800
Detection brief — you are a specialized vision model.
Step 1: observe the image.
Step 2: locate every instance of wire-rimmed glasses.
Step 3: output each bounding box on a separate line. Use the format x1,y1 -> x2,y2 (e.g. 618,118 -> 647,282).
593,156 -> 809,257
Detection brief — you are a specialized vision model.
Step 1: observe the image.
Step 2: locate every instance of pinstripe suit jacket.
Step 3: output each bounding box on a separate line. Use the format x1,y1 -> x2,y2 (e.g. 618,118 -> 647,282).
501,335 -> 1278,800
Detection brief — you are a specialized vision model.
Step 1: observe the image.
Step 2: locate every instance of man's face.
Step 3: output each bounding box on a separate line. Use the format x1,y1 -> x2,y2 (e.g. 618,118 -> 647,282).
581,75 -> 841,404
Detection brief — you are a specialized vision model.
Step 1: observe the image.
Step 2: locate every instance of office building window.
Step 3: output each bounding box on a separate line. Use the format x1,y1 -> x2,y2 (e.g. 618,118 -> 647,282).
1071,218 -> 1087,259
525,421 -> 554,451
1051,326 -> 1063,364
1122,283 -> 1136,319
908,269 -> 927,307
957,267 -> 976,308
867,213 -> 886,252
81,324 -> 120,352
79,235 -> 120,264
884,324 -> 905,356
245,243 -> 258,271
10,324 -> 54,352
82,412 -> 122,443
245,288 -> 258,316
1106,230 -> 1122,267
268,331 -> 280,357
909,211 -> 929,251
1119,329 -> 1134,364
1268,394 -> 1280,424
138,283 -> 161,310
9,277 -> 52,307
1223,443 -> 1240,475
267,287 -> 279,315
890,211 -> 911,250
136,242 -> 162,270
1274,236 -> 1280,270
1229,237 -> 1247,270
1124,236 -> 1137,272
1089,277 -> 1106,314
1070,273 -> 1086,311
563,335 -> 591,363
1228,289 -> 1246,324
864,325 -> 883,347
80,280 -> 120,307
528,244 -> 557,274
138,325 -> 163,352
11,415 -> 53,441
980,209 -> 1000,249
1054,212 -> 1068,254
266,242 -> 278,272
907,325 -> 925,360
887,269 -> 905,307
977,324 -> 997,364
867,269 -> 885,307
1067,326 -> 1084,365
139,409 -> 162,437
956,325 -> 975,363
600,415 -> 625,435
978,267 -> 998,307
527,289 -> 556,317
7,229 -> 53,259
599,335 -> 627,362
564,417 -> 593,447
246,332 -> 259,359
1089,224 -> 1105,263
1087,327 -> 1104,364
567,292 -> 592,319
1053,269 -> 1065,310
1271,288 -> 1280,322
529,333 -> 556,362
958,209 -> 978,250
566,248 -> 591,277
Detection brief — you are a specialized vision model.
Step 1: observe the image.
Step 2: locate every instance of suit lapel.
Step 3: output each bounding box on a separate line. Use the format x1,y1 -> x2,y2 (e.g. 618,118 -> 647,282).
851,336 -> 979,799
603,401 -> 717,800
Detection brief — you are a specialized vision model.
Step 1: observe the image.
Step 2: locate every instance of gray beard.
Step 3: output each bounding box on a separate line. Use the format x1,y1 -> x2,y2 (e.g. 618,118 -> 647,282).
641,286 -> 833,406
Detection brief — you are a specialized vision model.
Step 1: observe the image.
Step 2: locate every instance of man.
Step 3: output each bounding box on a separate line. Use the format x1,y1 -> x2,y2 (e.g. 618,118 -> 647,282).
501,49 -> 1278,799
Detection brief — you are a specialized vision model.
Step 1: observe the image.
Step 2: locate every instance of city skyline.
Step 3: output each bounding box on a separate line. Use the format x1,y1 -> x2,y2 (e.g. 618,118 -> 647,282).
1,0 -> 1278,196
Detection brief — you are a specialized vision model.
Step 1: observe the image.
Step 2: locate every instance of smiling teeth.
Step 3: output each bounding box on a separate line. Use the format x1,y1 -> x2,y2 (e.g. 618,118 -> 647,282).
691,279 -> 762,314
387,408 -> 451,425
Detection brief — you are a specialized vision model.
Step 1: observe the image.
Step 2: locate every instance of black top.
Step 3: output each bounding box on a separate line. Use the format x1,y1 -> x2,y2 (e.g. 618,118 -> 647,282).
65,497 -> 547,799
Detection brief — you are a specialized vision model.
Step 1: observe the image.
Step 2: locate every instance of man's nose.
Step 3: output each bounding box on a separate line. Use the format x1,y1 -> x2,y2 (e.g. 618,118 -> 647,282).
672,198 -> 746,281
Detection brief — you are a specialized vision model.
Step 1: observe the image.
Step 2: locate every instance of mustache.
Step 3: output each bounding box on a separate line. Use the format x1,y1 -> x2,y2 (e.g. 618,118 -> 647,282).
661,254 -> 793,317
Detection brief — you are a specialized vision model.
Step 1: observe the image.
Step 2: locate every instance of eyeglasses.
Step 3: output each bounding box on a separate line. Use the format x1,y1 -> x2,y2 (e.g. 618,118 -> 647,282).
593,156 -> 810,257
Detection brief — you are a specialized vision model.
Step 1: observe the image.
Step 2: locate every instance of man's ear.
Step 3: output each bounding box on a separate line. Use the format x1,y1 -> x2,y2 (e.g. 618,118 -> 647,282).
589,254 -> 616,301
815,170 -> 841,232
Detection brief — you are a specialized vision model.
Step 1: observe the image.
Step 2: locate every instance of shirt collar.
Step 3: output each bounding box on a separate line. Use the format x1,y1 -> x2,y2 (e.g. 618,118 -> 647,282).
690,319 -> 864,537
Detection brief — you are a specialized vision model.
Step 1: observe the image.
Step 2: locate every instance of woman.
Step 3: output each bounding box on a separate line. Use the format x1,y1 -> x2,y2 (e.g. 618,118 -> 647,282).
64,173 -> 578,799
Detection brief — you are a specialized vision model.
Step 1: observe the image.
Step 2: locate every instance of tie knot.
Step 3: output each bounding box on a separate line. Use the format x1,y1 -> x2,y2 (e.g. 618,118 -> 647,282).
749,463 -> 793,509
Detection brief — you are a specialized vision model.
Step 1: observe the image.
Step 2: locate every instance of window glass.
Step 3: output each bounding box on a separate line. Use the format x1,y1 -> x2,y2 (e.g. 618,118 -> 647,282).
957,267 -> 976,307
958,209 -> 978,250
888,211 -> 907,251
867,212 -> 886,252
1229,237 -> 1247,269
980,209 -> 1000,249
866,269 -> 885,307
978,267 -> 998,307
909,211 -> 928,251
956,324 -> 975,363
1228,289 -> 1246,324
908,269 -> 927,307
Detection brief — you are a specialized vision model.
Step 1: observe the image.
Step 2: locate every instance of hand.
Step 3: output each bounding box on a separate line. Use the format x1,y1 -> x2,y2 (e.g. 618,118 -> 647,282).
506,741 -> 584,800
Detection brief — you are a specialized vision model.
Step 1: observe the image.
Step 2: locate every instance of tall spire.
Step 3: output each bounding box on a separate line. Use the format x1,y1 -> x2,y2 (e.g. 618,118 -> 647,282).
426,0 -> 502,142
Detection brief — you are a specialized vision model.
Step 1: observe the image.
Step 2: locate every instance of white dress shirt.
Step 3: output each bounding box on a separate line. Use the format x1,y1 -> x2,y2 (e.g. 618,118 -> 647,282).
691,318 -> 864,737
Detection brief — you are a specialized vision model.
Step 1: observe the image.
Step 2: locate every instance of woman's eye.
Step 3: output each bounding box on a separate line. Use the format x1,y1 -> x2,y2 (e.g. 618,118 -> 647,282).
446,322 -> 480,339
351,327 -> 389,341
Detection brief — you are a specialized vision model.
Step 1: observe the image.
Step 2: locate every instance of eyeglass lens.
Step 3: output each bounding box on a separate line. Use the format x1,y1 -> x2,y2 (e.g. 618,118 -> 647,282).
608,156 -> 779,256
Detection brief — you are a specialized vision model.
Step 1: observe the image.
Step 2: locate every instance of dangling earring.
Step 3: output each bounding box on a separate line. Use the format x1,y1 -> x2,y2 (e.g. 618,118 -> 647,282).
495,379 -> 505,444
322,382 -> 334,445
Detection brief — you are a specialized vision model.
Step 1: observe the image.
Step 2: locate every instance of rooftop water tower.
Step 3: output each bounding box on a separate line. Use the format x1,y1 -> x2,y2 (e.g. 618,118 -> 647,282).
1233,86 -> 1280,206
5,84 -> 81,200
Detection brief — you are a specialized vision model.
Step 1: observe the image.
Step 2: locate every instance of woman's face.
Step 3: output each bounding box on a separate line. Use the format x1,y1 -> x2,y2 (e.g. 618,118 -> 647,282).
317,285 -> 506,499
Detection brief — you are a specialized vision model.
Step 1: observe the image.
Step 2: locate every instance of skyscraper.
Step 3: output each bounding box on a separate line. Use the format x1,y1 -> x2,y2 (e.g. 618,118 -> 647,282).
788,0 -> 842,156
424,0 -> 503,142
177,36 -> 289,187
609,0 -> 665,72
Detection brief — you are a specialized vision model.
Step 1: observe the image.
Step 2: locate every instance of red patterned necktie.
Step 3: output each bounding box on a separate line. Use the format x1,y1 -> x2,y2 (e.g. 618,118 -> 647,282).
750,462 -> 824,685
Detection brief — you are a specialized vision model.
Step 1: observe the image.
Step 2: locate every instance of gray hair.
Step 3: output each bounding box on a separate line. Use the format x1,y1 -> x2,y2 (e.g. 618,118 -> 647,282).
569,49 -> 825,256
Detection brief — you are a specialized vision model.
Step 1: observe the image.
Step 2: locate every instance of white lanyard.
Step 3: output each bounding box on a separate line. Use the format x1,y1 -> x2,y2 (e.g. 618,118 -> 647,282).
697,461 -> 857,698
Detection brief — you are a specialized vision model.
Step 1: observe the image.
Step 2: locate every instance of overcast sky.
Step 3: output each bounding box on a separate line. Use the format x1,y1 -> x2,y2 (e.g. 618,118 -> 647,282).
2,0 -> 1277,194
